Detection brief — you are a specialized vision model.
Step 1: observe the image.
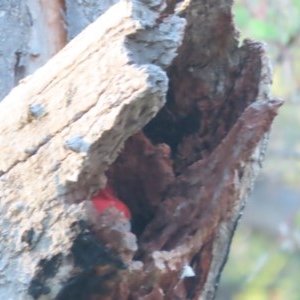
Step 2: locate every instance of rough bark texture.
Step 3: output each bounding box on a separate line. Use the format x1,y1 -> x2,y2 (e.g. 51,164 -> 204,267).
0,0 -> 282,300
0,1 -> 184,299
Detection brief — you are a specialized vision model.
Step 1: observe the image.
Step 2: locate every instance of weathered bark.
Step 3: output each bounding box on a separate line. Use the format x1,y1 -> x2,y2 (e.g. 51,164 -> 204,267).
0,0 -> 282,300
0,0 -> 67,101
0,0 -> 31,99
65,0 -> 119,40
0,1 -> 184,299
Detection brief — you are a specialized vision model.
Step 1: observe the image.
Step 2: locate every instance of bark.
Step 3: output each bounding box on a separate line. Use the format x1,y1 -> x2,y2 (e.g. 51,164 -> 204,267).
65,0 -> 119,40
0,0 -> 31,100
0,0 -> 67,101
0,1 -> 184,299
0,0 -> 282,300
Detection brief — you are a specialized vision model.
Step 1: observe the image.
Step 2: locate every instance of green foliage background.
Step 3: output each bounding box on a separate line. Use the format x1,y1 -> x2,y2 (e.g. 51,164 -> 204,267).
217,0 -> 300,299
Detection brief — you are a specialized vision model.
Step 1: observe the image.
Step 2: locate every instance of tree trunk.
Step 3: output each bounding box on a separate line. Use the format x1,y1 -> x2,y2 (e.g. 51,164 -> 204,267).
0,0 -> 282,299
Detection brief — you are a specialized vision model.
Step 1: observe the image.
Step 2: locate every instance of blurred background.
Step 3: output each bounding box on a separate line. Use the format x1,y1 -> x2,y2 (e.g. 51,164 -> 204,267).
216,0 -> 300,299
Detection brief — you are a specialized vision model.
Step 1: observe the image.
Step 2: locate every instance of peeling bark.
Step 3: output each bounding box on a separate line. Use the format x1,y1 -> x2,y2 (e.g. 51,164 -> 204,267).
0,0 -> 282,299
0,1 -> 184,299
40,0 -> 67,56
26,0 -> 67,75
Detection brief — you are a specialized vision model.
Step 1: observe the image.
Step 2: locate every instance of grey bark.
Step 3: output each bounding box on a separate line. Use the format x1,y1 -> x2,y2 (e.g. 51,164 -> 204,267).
0,0 -> 67,101
65,0 -> 119,40
0,0 -> 30,100
0,1 -> 185,299
0,0 -> 282,300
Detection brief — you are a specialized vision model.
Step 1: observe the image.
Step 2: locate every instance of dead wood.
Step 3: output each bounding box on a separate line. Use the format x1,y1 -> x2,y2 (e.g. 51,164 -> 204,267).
0,1 -> 184,299
0,0 -> 282,299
